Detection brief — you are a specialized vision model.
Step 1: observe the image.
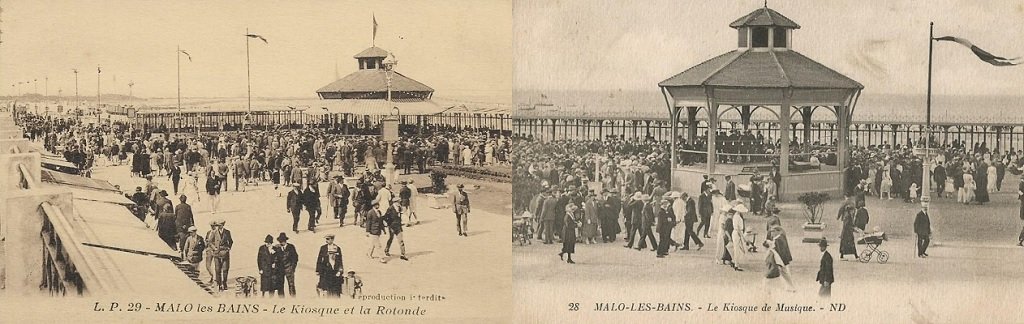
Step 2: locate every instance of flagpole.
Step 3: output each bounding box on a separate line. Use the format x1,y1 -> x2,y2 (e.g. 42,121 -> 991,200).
97,65 -> 101,124
923,21 -> 937,247
178,44 -> 182,131
246,27 -> 252,127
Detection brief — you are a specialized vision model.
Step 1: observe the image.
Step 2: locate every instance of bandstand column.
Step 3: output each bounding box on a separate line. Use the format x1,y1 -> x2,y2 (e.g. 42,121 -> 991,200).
802,106 -> 813,144
687,107 -> 698,141
669,106 -> 680,168
779,96 -> 791,180
706,101 -> 719,174
836,105 -> 849,190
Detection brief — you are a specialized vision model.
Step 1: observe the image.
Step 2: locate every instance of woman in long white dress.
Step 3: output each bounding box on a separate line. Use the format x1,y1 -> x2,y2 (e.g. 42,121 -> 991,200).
729,203 -> 749,271
462,145 -> 473,165
712,191 -> 730,263
987,164 -> 998,193
364,144 -> 378,172
961,170 -> 975,204
880,169 -> 893,199
484,143 -> 494,165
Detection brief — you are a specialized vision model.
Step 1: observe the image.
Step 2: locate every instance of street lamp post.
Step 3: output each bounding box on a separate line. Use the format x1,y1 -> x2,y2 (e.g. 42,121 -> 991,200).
97,65 -> 102,124
382,53 -> 400,185
128,81 -> 135,113
72,69 -> 79,114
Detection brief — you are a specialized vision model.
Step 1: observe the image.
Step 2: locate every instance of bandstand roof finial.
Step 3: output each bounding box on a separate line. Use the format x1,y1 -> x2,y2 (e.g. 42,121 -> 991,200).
764,0 -> 768,8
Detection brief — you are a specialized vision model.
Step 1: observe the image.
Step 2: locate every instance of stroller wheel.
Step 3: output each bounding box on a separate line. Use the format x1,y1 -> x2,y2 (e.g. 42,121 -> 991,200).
858,250 -> 872,263
877,251 -> 889,264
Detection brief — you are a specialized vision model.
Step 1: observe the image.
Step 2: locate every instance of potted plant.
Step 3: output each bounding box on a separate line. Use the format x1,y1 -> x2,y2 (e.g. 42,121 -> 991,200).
798,192 -> 829,242
424,169 -> 450,209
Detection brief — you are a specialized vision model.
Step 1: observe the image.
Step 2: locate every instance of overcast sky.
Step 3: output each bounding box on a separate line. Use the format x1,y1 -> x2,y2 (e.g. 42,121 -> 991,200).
0,0 -> 512,102
514,0 -> 1024,96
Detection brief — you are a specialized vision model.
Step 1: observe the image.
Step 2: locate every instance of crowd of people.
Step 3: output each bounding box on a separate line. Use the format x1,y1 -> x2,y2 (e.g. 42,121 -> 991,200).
514,130 -> 1024,297
16,110 -> 497,296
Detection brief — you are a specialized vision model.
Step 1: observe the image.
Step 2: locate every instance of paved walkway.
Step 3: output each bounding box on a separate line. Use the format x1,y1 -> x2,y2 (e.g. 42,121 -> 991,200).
514,179 -> 1024,323
91,162 -> 511,320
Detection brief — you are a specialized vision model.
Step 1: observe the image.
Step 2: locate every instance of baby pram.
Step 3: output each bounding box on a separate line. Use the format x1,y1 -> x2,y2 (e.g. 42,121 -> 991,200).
856,231 -> 889,264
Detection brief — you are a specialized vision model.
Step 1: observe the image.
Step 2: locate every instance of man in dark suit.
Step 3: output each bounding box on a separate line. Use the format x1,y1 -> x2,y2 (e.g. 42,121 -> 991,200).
302,183 -> 321,232
286,183 -> 304,233
655,198 -> 676,258
724,175 -> 737,201
622,193 -> 647,249
383,200 -> 408,261
933,162 -> 947,197
174,195 -> 195,254
129,186 -> 149,222
275,232 -> 299,297
541,190 -> 559,244
681,193 -> 703,250
854,201 -> 870,231
366,202 -> 388,263
816,238 -> 834,298
914,202 -> 932,258
531,190 -> 547,241
697,189 -> 714,238
637,195 -> 658,251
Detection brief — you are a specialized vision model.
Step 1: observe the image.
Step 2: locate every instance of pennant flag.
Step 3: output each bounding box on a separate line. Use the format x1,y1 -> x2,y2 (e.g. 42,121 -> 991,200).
179,50 -> 192,62
934,36 -> 1021,66
373,14 -> 379,44
246,33 -> 268,44
97,66 -> 102,74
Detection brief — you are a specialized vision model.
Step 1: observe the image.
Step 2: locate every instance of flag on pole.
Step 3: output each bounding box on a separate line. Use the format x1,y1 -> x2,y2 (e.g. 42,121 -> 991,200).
934,36 -> 1021,66
97,66 -> 101,74
179,50 -> 192,62
246,33 -> 268,44
373,14 -> 379,44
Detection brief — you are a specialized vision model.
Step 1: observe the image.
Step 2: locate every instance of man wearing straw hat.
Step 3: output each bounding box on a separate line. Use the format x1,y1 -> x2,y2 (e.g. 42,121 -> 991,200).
655,193 -> 678,258
453,184 -> 471,237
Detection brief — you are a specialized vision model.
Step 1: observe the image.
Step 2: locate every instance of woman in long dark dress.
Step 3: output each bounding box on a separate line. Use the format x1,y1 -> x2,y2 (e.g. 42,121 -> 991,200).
559,204 -> 580,264
839,206 -> 857,260
156,204 -> 178,250
975,162 -> 990,204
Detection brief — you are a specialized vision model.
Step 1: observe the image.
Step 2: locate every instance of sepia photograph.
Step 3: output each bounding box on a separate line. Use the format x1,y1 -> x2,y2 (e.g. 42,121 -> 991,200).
0,0 -> 511,322
512,0 -> 1024,322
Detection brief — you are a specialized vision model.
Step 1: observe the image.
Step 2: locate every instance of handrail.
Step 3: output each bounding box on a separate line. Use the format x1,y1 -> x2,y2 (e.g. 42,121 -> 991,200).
18,163 -> 36,189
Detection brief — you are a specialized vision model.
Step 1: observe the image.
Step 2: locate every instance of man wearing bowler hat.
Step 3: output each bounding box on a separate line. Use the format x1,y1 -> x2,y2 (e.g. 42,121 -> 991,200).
816,237 -> 834,298
914,201 -> 932,258
275,232 -> 299,297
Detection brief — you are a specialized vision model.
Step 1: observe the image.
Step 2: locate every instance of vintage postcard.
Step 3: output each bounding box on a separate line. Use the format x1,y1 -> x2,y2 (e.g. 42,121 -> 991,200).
512,0 -> 1024,323
0,0 -> 511,323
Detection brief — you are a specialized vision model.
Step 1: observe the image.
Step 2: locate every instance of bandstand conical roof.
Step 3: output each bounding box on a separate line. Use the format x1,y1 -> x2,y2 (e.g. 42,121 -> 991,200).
659,6 -> 862,106
658,50 -> 862,89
